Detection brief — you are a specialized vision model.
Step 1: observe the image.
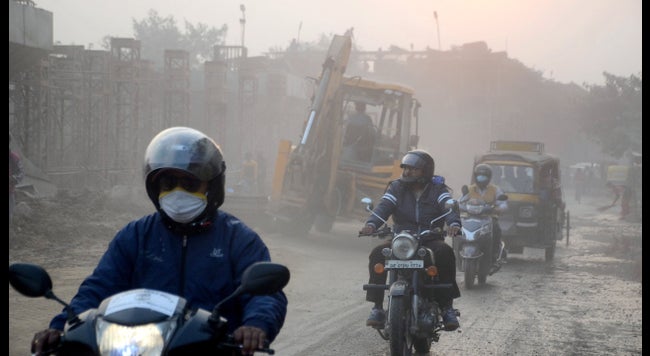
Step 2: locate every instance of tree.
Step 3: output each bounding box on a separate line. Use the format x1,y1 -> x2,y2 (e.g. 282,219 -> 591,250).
132,9 -> 227,69
578,72 -> 642,158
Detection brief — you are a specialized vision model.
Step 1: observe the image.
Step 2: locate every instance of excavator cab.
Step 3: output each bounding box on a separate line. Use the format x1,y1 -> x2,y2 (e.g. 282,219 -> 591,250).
339,79 -> 420,168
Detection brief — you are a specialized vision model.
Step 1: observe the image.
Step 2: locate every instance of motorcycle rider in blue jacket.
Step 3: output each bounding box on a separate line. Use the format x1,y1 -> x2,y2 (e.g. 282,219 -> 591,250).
31,127 -> 288,356
359,150 -> 462,331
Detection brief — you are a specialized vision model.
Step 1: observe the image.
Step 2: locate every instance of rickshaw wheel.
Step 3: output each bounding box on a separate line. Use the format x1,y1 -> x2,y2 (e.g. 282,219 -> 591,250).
545,243 -> 555,262
565,211 -> 571,246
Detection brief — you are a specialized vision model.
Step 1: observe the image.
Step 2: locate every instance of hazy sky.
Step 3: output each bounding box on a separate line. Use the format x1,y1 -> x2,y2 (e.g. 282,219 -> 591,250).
35,0 -> 641,85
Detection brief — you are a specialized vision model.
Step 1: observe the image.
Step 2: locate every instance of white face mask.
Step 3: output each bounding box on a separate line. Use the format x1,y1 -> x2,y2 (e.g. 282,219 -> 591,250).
476,175 -> 489,183
159,190 -> 207,223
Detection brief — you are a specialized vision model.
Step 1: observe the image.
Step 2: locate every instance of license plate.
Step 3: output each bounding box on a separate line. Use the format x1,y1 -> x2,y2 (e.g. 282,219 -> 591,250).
385,260 -> 423,269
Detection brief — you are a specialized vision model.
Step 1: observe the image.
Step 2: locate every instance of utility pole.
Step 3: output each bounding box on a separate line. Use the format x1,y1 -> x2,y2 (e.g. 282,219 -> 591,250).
238,4 -> 247,162
433,11 -> 441,50
297,21 -> 302,43
240,4 -> 246,48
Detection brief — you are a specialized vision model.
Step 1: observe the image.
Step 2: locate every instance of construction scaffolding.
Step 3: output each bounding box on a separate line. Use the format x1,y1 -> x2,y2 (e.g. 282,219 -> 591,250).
9,38 -> 160,189
9,38 -> 312,193
109,38 -> 142,186
163,49 -> 190,128
204,59 -> 228,145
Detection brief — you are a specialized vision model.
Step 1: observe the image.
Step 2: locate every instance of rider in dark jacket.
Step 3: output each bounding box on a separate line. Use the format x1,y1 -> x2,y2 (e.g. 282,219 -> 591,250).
360,149 -> 462,331
32,127 -> 287,356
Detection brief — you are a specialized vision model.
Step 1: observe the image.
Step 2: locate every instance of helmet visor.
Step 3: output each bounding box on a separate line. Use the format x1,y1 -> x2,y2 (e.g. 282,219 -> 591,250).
400,153 -> 424,169
144,127 -> 224,182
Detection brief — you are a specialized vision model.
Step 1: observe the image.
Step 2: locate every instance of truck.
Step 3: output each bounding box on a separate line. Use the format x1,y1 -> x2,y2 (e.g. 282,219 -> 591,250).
266,34 -> 422,234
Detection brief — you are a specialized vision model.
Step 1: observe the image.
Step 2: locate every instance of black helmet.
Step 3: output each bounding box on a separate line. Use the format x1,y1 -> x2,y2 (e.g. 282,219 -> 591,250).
473,163 -> 492,189
399,149 -> 435,185
144,127 -> 226,224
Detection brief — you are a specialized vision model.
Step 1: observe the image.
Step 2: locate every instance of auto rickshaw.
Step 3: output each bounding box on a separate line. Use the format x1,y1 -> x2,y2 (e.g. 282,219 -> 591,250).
471,140 -> 569,261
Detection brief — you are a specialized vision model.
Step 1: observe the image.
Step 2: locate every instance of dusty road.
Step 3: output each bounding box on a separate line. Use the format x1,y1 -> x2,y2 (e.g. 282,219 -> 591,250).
9,189 -> 642,355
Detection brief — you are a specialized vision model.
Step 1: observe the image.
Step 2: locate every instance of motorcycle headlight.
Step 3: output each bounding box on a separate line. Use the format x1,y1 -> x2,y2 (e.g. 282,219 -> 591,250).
478,223 -> 491,236
391,232 -> 417,260
96,317 -> 178,356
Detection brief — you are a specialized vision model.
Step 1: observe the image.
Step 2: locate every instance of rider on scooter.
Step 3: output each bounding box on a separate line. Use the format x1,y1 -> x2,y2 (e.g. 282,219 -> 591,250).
464,164 -> 509,266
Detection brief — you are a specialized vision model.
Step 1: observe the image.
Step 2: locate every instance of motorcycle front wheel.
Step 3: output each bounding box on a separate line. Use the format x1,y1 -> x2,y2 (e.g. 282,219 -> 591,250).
388,296 -> 411,356
478,246 -> 492,285
413,336 -> 432,354
464,259 -> 477,289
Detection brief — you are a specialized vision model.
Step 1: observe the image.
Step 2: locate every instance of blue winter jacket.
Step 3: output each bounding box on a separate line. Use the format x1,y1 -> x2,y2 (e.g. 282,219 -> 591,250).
49,210 -> 288,342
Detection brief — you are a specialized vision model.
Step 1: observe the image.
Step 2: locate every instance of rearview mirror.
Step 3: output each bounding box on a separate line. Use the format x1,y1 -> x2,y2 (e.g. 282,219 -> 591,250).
444,199 -> 457,210
240,262 -> 290,296
361,197 -> 374,211
8,263 -> 53,298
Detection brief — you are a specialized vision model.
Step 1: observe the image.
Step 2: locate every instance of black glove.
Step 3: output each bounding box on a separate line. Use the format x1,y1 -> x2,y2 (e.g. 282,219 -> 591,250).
32,328 -> 63,355
448,225 -> 461,236
359,224 -> 376,235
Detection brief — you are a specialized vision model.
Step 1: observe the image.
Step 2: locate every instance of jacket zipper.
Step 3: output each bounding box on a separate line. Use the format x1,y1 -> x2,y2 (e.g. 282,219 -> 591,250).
180,235 -> 188,296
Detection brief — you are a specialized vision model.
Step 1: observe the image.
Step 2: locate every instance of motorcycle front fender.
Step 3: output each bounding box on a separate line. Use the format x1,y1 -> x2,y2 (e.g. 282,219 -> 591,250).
460,244 -> 484,260
388,280 -> 409,297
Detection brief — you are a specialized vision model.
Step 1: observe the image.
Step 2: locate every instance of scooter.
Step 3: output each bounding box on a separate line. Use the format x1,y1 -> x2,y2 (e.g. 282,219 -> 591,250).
455,185 -> 508,289
8,261 -> 289,355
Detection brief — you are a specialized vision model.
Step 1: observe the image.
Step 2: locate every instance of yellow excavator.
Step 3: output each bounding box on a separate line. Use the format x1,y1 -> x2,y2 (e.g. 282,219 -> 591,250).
266,34 -> 422,234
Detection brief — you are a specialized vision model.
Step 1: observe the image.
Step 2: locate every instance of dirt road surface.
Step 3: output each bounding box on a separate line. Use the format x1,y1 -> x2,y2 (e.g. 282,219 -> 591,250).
9,188 -> 641,355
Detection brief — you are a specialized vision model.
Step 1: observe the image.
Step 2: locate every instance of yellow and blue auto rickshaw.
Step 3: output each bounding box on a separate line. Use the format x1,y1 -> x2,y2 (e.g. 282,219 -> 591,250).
472,140 -> 569,261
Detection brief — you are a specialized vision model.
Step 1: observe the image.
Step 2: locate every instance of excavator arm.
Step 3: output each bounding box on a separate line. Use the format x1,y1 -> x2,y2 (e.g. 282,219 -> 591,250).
271,35 -> 352,228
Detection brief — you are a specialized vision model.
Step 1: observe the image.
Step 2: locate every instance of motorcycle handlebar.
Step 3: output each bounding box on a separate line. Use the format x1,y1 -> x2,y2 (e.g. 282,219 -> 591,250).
358,227 -> 458,238
222,336 -> 275,355
220,343 -> 275,355
460,203 -> 495,214
357,227 -> 393,238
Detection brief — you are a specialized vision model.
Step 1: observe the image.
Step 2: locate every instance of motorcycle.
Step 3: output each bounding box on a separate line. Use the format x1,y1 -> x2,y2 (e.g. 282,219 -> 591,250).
455,185 -> 508,289
358,197 -> 459,356
8,261 -> 289,356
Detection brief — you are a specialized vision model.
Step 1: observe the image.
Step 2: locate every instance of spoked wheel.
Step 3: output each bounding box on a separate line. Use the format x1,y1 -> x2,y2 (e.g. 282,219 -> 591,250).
388,296 -> 411,356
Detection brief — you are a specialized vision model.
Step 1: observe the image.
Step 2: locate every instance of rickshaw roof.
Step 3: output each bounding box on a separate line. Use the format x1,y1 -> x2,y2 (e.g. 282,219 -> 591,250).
475,140 -> 560,167
476,151 -> 560,167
